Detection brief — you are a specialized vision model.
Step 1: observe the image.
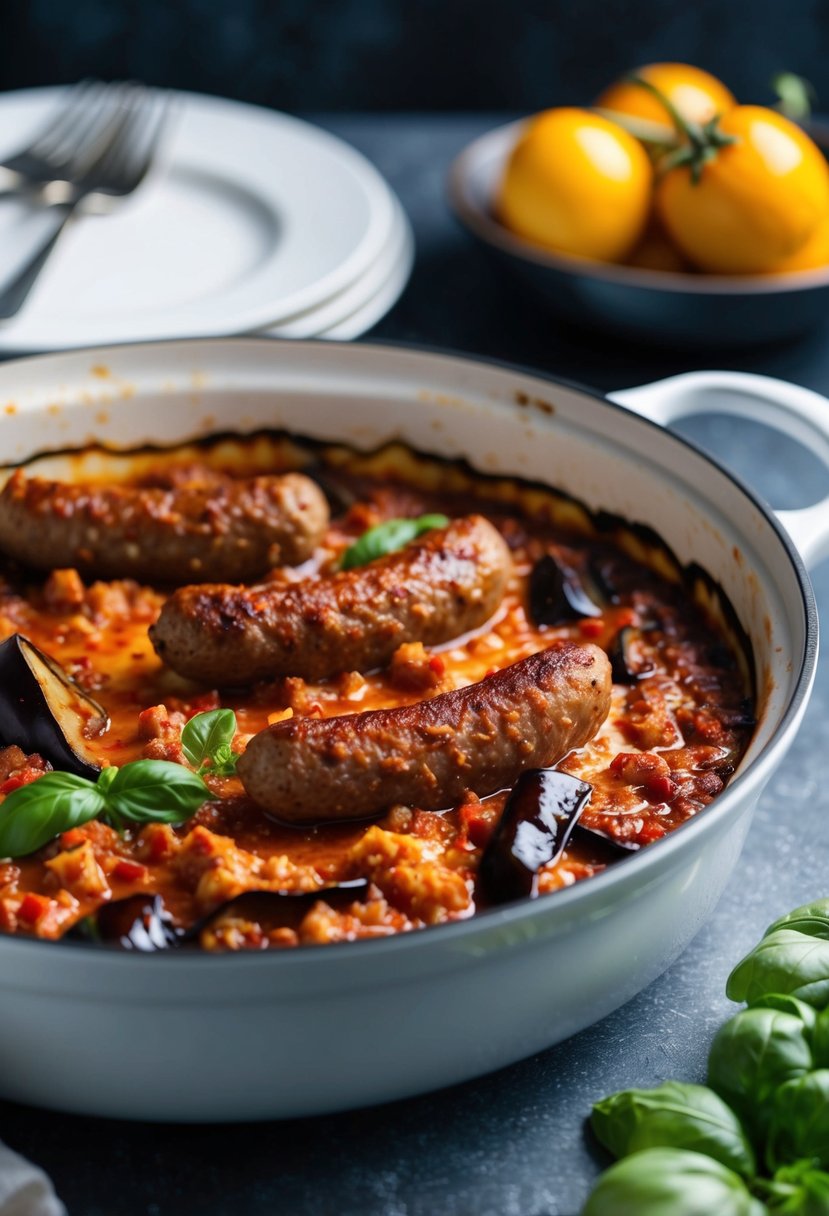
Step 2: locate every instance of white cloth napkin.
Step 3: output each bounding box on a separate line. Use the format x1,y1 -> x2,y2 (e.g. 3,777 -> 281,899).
0,1142 -> 65,1216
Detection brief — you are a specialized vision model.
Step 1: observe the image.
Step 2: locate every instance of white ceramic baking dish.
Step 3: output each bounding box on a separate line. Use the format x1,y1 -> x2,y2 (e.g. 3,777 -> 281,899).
0,339 -> 826,1122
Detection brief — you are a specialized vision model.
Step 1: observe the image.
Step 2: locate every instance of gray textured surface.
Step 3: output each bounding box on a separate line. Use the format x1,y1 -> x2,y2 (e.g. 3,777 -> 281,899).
1,114 -> 829,1216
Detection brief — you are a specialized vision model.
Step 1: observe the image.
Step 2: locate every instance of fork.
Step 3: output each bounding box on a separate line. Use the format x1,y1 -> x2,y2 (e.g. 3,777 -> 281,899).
0,85 -> 169,320
0,80 -> 136,201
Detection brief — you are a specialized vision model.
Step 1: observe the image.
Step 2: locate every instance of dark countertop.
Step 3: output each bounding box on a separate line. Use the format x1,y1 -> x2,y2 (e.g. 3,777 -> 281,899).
2,113 -> 829,1216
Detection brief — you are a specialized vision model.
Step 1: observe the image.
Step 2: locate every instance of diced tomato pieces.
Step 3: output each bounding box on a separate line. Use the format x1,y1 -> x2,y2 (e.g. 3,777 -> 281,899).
458,802 -> 495,849
113,858 -> 148,883
18,892 -> 51,924
60,828 -> 87,849
579,618 -> 604,638
428,655 -> 446,676
0,767 -> 46,796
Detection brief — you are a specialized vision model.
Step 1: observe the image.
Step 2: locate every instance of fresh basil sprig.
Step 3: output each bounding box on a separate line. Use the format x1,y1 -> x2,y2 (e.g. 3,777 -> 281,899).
181,708 -> 239,776
707,1008 -> 813,1144
766,1070 -> 829,1171
0,709 -> 241,859
0,772 -> 108,860
340,514 -> 449,571
582,897 -> 829,1214
760,1159 -> 829,1213
591,1081 -> 756,1180
0,761 -> 208,858
582,1148 -> 766,1216
727,899 -> 829,1009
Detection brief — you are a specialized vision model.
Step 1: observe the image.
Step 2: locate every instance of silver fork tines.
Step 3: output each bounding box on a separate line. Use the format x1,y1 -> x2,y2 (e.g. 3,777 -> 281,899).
0,81 -> 125,194
81,88 -> 171,209
0,82 -> 170,320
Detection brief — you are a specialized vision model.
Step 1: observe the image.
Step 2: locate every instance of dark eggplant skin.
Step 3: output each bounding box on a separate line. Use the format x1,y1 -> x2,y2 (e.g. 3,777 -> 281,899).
568,823 -> 641,863
608,626 -> 656,685
479,769 -> 593,906
65,879 -> 370,951
528,554 -> 601,627
0,634 -> 108,779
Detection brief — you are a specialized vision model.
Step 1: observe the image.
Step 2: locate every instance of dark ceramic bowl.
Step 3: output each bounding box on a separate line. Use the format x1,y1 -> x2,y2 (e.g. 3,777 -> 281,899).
448,117 -> 829,349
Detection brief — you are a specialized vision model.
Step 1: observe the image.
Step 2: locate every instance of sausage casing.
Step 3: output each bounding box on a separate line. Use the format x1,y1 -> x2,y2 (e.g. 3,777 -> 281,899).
237,642 -> 612,822
150,514 -> 512,684
0,468 -> 329,584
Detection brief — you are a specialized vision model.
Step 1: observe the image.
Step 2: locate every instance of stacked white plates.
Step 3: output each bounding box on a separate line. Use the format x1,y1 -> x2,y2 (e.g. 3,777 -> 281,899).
0,88 -> 413,353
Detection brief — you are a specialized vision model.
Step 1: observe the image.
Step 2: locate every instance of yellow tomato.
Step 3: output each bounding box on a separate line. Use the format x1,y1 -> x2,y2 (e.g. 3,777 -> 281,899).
656,106 -> 829,274
598,63 -> 735,128
498,108 -> 652,261
763,213 -> 829,273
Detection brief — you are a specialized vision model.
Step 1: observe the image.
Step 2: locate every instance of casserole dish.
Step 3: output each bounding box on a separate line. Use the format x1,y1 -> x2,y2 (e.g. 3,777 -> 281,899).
0,338 -> 826,1121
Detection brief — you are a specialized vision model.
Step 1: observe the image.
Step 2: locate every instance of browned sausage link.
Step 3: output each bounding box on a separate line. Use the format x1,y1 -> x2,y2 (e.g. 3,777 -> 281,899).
0,468 -> 329,584
150,514 -> 512,685
237,642 -> 612,823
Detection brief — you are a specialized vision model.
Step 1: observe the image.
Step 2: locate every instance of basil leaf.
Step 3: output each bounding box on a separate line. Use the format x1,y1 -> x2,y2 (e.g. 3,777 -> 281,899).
766,1071 -> 829,1171
0,772 -> 105,858
180,709 -> 237,772
766,900 -> 829,942
814,1007 -> 829,1067
591,1081 -> 755,1180
707,1008 -> 813,1144
209,742 -> 237,777
341,514 -> 449,571
103,760 -> 208,824
765,1162 -> 829,1215
581,1148 -> 766,1216
764,1162 -> 829,1215
726,929 -> 829,1009
754,993 -> 819,1037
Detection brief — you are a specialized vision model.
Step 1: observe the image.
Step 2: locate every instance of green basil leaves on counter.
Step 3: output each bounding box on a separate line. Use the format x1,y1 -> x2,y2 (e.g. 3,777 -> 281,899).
754,993 -> 819,1036
340,514 -> 449,570
762,1161 -> 829,1214
591,1081 -> 755,1180
726,898 -> 829,1011
581,1148 -> 766,1216
766,1070 -> 829,1171
0,709 -> 238,858
766,899 -> 829,941
814,1007 -> 829,1066
726,929 -> 829,1010
180,707 -> 239,776
707,1008 -> 813,1142
581,896 -> 829,1215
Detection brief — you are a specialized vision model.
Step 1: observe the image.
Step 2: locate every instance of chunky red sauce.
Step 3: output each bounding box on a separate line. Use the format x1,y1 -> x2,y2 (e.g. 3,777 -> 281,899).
0,439 -> 753,949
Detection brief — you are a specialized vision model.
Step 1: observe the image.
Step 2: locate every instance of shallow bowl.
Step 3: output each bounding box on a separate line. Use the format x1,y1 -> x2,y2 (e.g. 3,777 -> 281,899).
448,118 -> 829,348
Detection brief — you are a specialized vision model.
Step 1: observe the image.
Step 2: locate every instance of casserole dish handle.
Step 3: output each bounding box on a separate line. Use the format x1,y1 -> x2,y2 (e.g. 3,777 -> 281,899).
609,370 -> 829,570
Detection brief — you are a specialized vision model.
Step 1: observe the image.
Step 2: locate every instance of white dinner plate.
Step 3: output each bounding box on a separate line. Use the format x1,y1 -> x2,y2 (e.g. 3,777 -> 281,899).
267,195 -> 413,340
319,223 -> 415,340
0,87 -> 400,351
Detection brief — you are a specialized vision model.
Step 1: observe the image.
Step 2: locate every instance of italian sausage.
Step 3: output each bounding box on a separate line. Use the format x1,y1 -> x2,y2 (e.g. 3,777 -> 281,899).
0,467 -> 329,584
150,514 -> 511,684
237,642 -> 612,823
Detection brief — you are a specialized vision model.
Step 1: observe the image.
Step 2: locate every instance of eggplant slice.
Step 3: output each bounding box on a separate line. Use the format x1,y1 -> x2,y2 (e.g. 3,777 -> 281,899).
66,879 -> 371,951
479,769 -> 593,905
0,634 -> 108,779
